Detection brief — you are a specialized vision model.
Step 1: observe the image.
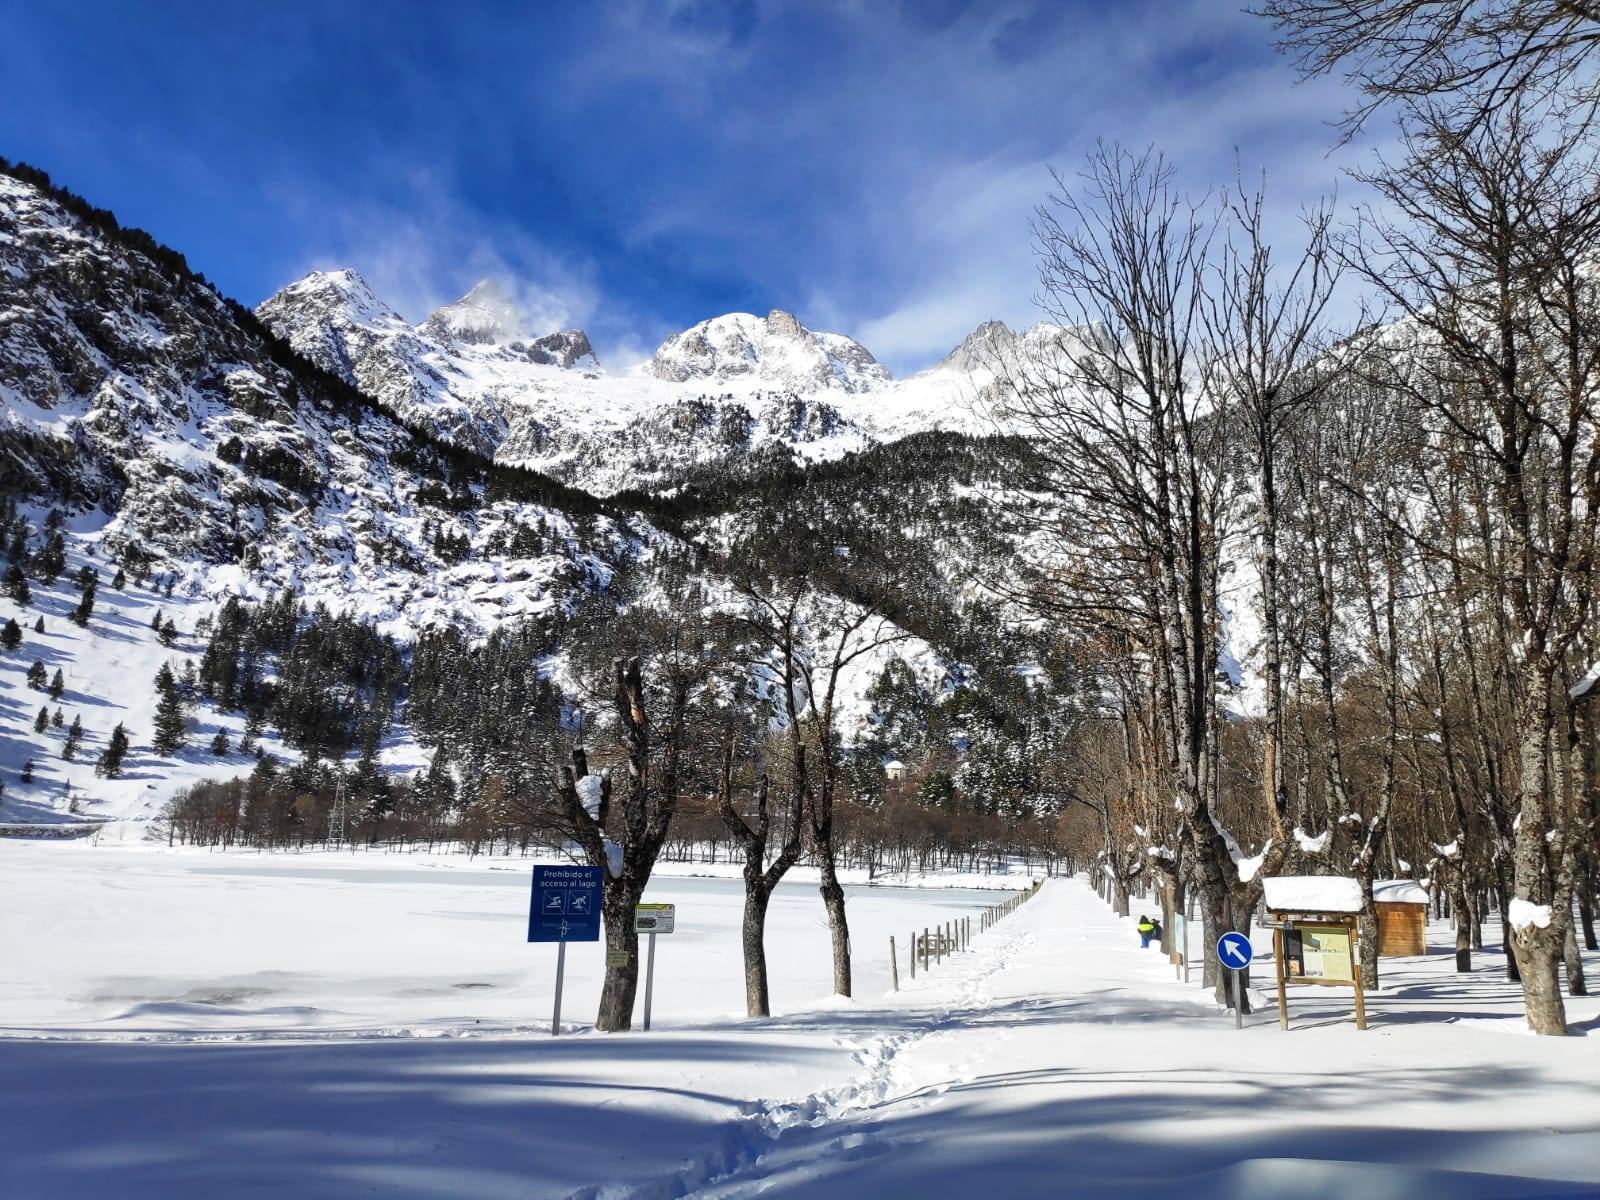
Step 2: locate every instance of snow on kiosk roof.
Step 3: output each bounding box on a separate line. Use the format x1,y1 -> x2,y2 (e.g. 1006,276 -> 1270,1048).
1262,875 -> 1363,914
1373,879 -> 1429,906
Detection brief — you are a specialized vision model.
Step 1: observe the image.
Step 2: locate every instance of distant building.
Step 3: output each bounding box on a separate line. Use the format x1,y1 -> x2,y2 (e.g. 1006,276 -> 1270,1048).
884,759 -> 906,782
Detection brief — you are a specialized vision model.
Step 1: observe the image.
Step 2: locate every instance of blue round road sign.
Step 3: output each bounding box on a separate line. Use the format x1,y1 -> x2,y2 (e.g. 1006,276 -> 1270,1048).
1216,931 -> 1254,970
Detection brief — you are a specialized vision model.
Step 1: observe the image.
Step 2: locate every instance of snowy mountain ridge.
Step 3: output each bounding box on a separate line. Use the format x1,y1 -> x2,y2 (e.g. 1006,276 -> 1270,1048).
256,270 -> 1022,495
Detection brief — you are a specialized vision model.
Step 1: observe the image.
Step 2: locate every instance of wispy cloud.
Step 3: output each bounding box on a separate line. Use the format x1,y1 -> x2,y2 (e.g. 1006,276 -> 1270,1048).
14,0 -> 1383,376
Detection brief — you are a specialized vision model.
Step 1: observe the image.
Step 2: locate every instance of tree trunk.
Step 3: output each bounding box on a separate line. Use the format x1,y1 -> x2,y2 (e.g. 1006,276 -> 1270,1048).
1452,874 -> 1472,973
595,878 -> 644,1032
1357,878 -> 1380,992
1497,879 -> 1521,982
1562,918 -> 1587,997
1580,872 -> 1598,952
1511,682 -> 1566,1029
741,882 -> 773,1017
1512,929 -> 1568,1035
818,851 -> 852,996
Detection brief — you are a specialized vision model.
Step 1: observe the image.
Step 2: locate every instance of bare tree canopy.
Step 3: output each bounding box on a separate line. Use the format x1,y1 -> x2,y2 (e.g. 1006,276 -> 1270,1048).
1257,0 -> 1600,131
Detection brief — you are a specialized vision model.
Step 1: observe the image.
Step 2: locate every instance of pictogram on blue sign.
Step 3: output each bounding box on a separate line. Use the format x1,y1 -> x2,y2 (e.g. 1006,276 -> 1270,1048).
529,864 -> 603,943
1216,931 -> 1254,970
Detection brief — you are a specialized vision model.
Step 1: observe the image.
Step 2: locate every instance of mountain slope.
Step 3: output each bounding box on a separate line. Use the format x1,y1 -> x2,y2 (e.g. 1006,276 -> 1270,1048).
0,161 -> 985,833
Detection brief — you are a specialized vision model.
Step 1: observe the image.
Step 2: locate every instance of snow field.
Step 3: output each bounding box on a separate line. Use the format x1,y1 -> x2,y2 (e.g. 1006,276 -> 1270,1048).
2,847 -> 1595,1199
0,842 -> 1019,1036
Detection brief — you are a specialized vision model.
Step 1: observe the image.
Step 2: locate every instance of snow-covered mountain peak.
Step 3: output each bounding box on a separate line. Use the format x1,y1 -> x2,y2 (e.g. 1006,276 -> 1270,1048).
423,278 -> 530,346
941,320 -> 1016,372
265,268 -> 406,330
647,309 -> 891,393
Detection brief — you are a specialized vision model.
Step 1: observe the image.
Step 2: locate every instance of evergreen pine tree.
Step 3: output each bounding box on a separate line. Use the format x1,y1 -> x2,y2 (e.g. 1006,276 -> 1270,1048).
20,760 -> 34,784
1,618 -> 19,650
49,669 -> 63,700
159,618 -> 178,648
32,616 -> 44,634
26,660 -> 46,689
239,709 -> 264,754
210,730 -> 230,757
151,609 -> 163,632
36,530 -> 65,583
111,567 -> 126,590
52,707 -> 63,728
71,570 -> 96,627
152,663 -> 186,755
33,706 -> 48,734
418,747 -> 458,822
3,560 -> 29,606
95,723 -> 130,778
62,715 -> 83,760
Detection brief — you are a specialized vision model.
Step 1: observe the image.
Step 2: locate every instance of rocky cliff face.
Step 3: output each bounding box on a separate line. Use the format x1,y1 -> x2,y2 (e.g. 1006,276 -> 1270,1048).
257,273 -> 605,459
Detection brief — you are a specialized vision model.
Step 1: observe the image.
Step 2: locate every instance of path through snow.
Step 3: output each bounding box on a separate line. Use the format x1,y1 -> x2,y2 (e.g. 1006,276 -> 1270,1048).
676,879 -> 1600,1200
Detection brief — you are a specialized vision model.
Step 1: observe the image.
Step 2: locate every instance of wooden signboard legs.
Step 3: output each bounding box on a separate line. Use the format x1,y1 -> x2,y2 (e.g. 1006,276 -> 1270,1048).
1274,925 -> 1289,1031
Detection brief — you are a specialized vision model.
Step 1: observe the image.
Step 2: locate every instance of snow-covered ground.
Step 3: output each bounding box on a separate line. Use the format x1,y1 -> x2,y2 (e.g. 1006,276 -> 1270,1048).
3,847 -> 1595,1198
0,843 -> 1020,1036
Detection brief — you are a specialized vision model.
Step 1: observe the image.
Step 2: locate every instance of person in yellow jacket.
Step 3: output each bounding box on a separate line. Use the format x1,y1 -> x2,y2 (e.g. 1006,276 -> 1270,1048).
1137,914 -> 1158,949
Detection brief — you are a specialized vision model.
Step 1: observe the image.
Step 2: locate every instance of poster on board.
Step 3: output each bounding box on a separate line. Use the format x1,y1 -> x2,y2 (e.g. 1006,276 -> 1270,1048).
1284,923 -> 1354,981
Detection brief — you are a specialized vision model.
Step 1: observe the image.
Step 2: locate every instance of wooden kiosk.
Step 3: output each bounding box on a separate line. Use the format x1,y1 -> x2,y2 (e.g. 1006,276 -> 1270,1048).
1372,879 -> 1429,956
1261,875 -> 1368,1031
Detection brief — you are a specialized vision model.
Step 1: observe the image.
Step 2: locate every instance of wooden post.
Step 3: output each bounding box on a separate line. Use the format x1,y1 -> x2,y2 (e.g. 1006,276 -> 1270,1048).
910,929 -> 915,978
923,928 -> 929,972
890,936 -> 899,992
1351,917 -> 1369,1030
1273,924 -> 1289,1031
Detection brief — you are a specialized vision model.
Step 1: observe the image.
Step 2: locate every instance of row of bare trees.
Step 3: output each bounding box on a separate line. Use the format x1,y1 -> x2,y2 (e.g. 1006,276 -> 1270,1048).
999,3 -> 1600,1033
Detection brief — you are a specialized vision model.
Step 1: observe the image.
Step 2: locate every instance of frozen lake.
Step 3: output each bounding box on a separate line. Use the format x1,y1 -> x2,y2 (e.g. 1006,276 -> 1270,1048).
0,842 -> 1006,1036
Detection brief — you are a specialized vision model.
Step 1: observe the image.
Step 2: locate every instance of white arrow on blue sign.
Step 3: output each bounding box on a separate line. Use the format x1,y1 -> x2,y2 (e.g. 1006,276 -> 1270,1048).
1216,931 -> 1254,970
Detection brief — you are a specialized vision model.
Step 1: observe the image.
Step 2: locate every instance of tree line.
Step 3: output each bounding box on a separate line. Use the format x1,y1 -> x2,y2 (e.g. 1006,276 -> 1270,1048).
997,2 -> 1600,1036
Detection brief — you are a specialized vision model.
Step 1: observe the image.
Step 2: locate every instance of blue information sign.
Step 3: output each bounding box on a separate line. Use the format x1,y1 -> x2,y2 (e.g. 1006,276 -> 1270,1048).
1216,931 -> 1254,970
529,864 -> 603,943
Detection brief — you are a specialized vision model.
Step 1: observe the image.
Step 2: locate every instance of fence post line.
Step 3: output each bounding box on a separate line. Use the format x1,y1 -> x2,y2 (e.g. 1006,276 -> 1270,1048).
890,936 -> 899,991
910,928 -> 916,978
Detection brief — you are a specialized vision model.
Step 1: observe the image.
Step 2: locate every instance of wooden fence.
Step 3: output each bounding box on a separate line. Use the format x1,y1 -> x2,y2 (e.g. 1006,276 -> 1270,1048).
890,879 -> 1043,990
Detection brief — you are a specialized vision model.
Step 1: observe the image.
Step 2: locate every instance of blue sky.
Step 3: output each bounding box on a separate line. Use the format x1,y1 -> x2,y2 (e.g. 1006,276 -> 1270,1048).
2,1 -> 1370,373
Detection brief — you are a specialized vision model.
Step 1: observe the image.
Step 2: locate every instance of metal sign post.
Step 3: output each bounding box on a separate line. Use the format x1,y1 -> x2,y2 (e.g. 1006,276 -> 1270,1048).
552,939 -> 566,1035
529,864 -> 603,1036
1216,931 -> 1254,1031
634,903 -> 675,1032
